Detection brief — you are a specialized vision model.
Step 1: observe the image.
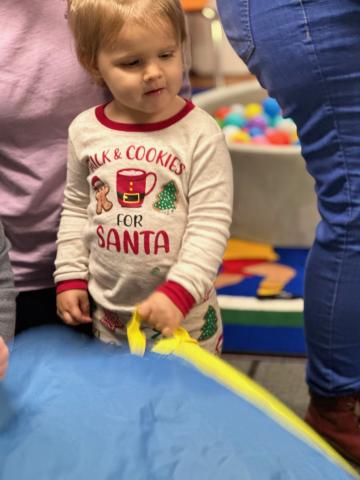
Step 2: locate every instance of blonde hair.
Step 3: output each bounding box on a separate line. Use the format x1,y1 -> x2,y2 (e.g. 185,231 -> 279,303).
67,0 -> 187,84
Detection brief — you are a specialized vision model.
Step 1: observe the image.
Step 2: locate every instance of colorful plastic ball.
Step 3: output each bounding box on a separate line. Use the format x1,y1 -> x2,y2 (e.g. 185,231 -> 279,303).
276,117 -> 298,135
291,132 -> 299,144
230,130 -> 251,143
272,115 -> 284,128
223,112 -> 247,128
222,125 -> 240,141
248,127 -> 264,138
230,103 -> 245,115
251,135 -> 269,145
264,114 -> 283,128
213,106 -> 231,120
247,115 -> 267,130
263,97 -> 281,118
214,96 -> 300,148
266,129 -> 291,145
244,102 -> 263,119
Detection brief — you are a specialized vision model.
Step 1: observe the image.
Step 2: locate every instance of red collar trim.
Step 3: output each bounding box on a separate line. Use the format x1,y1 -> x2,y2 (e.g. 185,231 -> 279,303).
95,99 -> 195,132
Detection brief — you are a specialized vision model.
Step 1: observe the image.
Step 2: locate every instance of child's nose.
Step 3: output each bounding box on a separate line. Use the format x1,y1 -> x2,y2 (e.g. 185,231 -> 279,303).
143,62 -> 162,82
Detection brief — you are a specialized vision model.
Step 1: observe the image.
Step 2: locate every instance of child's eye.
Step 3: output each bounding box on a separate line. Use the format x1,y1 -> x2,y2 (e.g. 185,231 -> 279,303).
159,51 -> 174,59
121,59 -> 140,68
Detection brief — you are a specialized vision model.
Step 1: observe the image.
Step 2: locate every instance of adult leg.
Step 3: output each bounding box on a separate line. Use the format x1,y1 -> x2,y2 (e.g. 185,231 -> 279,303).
218,0 -> 360,461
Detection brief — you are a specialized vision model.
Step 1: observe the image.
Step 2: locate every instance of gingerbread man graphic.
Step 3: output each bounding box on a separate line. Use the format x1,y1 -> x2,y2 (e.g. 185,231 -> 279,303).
91,176 -> 113,214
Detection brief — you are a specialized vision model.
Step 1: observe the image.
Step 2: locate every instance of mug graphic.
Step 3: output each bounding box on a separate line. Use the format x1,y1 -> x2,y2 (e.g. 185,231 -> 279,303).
117,168 -> 157,208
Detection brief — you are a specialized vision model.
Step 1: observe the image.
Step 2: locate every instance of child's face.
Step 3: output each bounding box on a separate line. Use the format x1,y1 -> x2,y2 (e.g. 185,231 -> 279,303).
96,20 -> 184,123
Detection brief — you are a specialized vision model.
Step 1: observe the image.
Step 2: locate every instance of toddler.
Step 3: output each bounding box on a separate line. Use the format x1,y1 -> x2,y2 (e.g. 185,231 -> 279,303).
55,0 -> 233,353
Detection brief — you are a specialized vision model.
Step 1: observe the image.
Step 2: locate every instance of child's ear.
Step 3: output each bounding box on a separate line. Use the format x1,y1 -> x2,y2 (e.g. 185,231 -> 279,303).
79,52 -> 104,86
89,63 -> 105,87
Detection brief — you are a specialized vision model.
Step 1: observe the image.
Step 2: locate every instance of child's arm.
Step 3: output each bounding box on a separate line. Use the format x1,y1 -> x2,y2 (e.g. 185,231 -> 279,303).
140,125 -> 233,335
166,131 -> 233,298
0,337 -> 9,380
0,219 -> 17,378
54,136 -> 91,322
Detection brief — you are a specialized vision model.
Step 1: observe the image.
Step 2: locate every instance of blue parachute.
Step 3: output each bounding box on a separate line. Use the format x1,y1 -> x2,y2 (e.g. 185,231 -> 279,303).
0,324 -> 357,480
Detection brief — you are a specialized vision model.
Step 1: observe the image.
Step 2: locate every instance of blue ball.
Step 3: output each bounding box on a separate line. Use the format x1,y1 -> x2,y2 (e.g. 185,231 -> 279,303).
248,127 -> 264,137
263,97 -> 281,118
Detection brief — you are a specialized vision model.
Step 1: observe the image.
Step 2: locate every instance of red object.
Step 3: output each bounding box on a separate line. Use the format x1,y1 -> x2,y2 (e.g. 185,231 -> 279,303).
213,106 -> 231,121
181,0 -> 208,11
56,279 -> 88,294
117,168 -> 157,208
221,259 -> 267,276
156,280 -> 195,316
91,176 -> 104,190
266,129 -> 291,145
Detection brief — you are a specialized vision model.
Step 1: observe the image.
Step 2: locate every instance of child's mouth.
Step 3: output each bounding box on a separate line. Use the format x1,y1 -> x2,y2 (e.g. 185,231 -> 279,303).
144,88 -> 164,96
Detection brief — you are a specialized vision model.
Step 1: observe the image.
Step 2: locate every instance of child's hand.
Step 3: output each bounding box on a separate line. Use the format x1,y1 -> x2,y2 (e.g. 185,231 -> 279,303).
138,291 -> 183,337
0,337 -> 9,380
57,290 -> 92,326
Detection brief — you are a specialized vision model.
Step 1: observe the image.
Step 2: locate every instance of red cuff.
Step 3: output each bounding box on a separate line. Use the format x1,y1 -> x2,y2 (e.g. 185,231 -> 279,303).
156,280 -> 195,316
56,279 -> 88,294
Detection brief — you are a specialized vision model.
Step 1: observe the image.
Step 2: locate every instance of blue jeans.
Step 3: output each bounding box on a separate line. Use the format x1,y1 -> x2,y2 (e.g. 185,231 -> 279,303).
217,0 -> 360,397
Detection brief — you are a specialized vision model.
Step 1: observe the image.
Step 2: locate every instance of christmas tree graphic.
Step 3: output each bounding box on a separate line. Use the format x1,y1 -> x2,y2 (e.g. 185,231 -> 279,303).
198,306 -> 218,341
153,181 -> 177,213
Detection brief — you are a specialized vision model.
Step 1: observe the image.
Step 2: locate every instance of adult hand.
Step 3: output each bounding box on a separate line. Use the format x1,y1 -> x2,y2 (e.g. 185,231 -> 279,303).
138,291 -> 183,337
57,290 -> 92,326
0,337 -> 9,380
